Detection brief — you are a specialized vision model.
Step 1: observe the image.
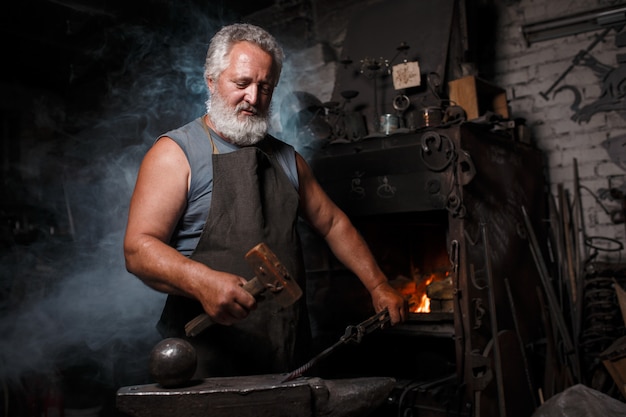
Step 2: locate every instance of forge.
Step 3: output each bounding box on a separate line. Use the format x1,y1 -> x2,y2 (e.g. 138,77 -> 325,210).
299,122 -> 547,417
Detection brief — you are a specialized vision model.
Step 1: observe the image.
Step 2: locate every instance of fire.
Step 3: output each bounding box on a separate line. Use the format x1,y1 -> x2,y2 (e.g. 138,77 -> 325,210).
414,285 -> 431,312
392,271 -> 450,314
413,275 -> 434,313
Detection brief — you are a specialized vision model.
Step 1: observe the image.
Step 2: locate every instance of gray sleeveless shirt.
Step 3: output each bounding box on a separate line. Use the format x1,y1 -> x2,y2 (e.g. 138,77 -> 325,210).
158,117 -> 299,256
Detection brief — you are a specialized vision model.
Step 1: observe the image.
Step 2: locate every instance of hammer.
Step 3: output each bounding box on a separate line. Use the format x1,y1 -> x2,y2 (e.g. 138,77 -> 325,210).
184,243 -> 302,337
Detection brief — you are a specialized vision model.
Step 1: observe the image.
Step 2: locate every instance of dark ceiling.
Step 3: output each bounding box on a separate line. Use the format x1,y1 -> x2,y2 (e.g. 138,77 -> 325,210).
4,0 -> 274,99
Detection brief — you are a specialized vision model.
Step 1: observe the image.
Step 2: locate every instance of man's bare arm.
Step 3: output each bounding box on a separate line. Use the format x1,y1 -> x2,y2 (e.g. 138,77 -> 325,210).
295,153 -> 407,324
123,137 -> 255,324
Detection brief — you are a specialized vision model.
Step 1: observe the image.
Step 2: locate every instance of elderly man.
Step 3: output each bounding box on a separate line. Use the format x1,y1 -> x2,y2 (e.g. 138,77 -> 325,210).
124,23 -> 406,377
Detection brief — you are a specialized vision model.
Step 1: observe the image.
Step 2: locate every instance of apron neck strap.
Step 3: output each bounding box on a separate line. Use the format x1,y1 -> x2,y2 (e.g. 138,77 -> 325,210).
200,116 -> 220,155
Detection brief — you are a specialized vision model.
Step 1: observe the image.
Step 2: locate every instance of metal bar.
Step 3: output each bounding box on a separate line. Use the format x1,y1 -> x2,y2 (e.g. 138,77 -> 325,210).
559,185 -> 577,305
281,308 -> 391,382
521,206 -> 581,382
481,223 -> 507,417
504,278 -> 538,410
548,193 -> 565,309
522,5 -> 625,44
571,158 -> 585,347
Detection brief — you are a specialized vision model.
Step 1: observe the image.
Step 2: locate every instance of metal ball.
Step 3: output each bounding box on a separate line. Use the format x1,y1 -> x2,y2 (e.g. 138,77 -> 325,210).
149,338 -> 197,388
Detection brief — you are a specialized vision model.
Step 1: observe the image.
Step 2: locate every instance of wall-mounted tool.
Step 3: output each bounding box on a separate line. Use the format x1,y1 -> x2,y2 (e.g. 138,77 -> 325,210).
539,27 -> 612,101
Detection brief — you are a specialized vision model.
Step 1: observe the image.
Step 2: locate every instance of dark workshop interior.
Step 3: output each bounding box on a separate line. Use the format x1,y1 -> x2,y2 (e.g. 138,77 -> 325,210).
4,0 -> 626,416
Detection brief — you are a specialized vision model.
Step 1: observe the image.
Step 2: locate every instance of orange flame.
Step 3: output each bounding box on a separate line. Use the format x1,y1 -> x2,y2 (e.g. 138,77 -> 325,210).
413,275 -> 434,313
395,275 -> 435,313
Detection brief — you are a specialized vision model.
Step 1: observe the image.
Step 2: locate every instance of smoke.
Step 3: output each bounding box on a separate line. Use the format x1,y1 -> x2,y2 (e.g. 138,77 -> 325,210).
0,3 -> 217,396
1,1 -> 328,401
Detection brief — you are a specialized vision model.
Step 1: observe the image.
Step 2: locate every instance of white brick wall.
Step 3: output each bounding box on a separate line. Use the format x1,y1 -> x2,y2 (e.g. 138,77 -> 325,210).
494,0 -> 626,262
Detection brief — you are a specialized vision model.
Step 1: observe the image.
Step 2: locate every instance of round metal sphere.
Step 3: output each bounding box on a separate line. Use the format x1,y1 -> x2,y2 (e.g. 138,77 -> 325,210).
149,338 -> 197,387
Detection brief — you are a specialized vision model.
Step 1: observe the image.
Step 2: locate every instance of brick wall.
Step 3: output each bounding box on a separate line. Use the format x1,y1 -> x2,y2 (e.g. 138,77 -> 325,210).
492,0 -> 626,263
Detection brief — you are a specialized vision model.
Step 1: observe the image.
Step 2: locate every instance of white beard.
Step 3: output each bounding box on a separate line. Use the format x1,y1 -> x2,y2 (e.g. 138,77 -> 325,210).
206,92 -> 269,146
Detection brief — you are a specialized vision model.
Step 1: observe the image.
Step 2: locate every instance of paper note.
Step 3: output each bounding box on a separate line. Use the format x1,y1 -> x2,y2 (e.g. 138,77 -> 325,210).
392,61 -> 421,90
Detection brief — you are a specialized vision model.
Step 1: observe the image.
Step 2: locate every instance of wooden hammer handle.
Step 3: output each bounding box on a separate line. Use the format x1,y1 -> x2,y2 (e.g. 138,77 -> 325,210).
184,278 -> 263,337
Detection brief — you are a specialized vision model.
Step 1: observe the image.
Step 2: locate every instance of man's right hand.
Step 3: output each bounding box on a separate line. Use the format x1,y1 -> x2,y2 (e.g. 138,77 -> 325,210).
197,271 -> 257,325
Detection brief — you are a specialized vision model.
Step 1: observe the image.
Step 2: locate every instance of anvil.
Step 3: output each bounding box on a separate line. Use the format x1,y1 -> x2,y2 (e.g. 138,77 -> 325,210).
117,374 -> 395,417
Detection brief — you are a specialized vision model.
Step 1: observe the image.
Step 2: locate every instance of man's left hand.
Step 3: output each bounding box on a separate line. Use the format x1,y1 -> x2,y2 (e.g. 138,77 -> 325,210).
370,282 -> 408,325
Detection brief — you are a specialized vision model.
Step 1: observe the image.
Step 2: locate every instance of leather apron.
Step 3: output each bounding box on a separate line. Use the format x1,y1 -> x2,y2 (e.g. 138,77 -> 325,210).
158,133 -> 310,377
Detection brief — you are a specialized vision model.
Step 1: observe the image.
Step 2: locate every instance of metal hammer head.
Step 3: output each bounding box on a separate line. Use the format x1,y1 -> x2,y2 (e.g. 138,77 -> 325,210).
245,243 -> 302,307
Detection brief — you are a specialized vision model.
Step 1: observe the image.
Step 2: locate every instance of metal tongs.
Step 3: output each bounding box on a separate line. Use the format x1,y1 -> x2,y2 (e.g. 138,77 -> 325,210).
281,308 -> 391,382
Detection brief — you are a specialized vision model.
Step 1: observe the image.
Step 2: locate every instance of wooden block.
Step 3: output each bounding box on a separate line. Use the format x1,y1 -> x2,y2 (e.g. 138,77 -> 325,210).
448,75 -> 509,120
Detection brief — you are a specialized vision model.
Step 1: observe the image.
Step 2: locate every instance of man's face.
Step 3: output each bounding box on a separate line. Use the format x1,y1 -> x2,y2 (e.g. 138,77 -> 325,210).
207,41 -> 276,146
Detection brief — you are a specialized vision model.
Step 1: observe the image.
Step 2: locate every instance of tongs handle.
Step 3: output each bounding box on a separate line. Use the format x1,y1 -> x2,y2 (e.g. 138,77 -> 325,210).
341,308 -> 390,344
281,308 -> 392,383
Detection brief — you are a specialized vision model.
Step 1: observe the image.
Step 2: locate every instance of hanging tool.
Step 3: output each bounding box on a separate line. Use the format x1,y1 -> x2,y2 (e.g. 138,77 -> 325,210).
281,308 -> 392,382
540,28 -> 612,100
